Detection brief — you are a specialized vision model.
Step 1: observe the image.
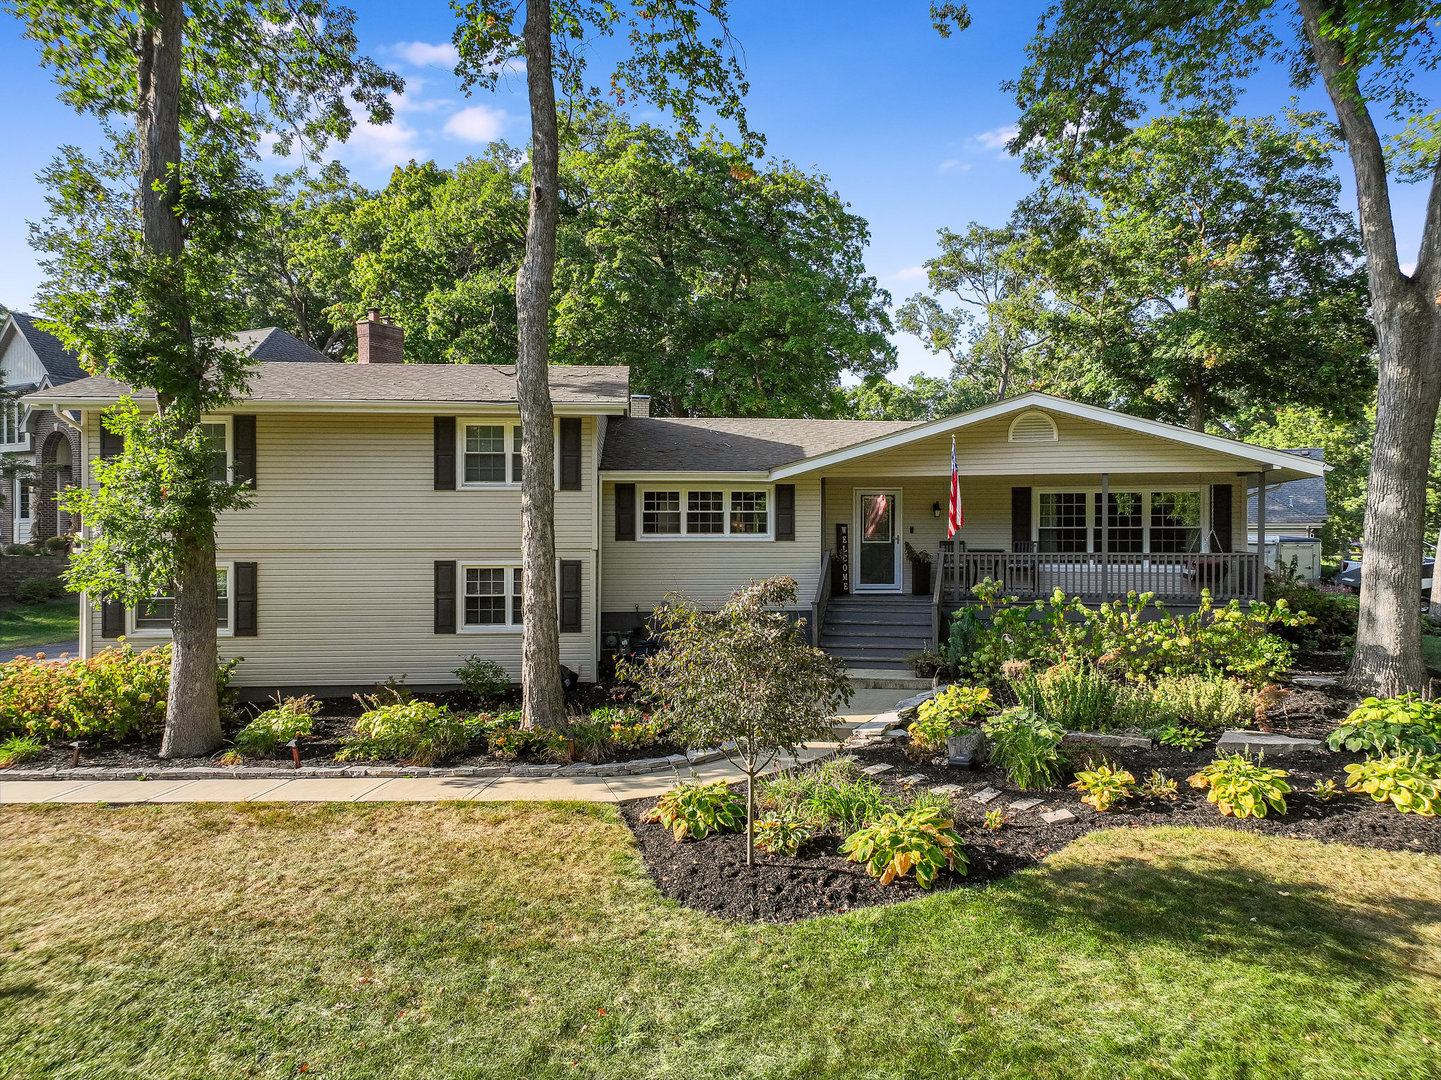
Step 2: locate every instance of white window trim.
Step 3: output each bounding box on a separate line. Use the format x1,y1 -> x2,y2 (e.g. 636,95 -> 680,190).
457,418 -> 563,490
127,561 -> 235,638
1033,486 -> 1210,554
201,416 -> 233,484
1,401 -> 30,451
458,563 -> 524,633
636,485 -> 775,540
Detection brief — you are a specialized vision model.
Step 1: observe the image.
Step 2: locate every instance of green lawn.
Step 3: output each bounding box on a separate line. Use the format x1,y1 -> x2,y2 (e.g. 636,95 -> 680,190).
1424,632 -> 1441,677
0,596 -> 79,650
1,803 -> 1437,1080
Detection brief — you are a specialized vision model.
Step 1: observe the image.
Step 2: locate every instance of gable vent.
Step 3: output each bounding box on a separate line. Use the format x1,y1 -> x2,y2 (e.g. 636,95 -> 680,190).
1008,410 -> 1058,443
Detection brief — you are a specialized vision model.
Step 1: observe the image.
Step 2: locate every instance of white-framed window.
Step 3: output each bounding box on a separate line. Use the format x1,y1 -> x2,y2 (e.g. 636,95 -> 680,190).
15,478 -> 33,524
131,564 -> 233,635
460,422 -> 526,486
461,565 -> 523,630
1035,488 -> 1205,554
201,419 -> 231,483
1,401 -> 27,448
639,487 -> 772,538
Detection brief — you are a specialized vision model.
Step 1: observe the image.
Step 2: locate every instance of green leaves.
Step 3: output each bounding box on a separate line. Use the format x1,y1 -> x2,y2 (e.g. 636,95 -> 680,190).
644,780 -> 745,842
1071,764 -> 1139,811
1188,753 -> 1292,819
839,806 -> 967,889
982,708 -> 1068,790
1343,753 -> 1441,816
1326,694 -> 1441,755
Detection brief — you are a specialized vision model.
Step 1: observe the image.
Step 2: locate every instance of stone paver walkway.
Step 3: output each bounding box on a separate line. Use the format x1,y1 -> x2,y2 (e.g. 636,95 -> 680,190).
0,688 -> 905,806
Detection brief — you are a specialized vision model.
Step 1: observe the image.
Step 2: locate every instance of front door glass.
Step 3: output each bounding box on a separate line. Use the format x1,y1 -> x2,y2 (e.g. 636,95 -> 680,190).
858,493 -> 897,588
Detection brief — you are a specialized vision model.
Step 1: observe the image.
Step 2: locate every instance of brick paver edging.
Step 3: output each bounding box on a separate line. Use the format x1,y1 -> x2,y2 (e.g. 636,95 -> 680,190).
1,748 -> 727,783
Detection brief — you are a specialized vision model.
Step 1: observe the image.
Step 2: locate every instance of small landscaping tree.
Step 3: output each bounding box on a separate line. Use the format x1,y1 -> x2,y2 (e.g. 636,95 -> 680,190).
622,577 -> 852,865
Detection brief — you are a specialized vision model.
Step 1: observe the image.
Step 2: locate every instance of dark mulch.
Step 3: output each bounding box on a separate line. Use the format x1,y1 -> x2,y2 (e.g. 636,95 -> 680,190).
620,726 -> 1439,925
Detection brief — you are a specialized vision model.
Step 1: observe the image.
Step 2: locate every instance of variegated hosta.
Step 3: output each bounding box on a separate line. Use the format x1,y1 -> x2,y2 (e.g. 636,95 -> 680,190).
1188,754 -> 1291,819
1344,753 -> 1441,816
753,811 -> 817,856
840,807 -> 967,889
644,780 -> 745,841
1070,764 -> 1137,811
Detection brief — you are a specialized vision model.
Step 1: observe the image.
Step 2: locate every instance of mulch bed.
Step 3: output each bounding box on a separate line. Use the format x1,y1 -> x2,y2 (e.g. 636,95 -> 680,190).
619,660 -> 1438,925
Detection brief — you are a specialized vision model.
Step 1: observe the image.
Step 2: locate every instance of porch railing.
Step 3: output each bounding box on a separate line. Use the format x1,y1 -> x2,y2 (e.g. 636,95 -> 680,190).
936,548 -> 1263,606
811,548 -> 832,644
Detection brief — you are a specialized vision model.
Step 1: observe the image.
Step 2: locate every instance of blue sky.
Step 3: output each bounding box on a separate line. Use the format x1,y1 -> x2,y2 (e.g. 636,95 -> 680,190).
0,2 -> 1433,381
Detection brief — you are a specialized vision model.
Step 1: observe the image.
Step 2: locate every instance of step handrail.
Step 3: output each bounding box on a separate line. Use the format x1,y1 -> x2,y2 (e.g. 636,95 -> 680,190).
811,549 -> 832,644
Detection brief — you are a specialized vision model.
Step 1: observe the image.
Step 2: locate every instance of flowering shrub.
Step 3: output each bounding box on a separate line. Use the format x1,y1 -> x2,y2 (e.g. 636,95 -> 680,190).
233,695 -> 320,756
0,644 -> 236,744
336,701 -> 470,765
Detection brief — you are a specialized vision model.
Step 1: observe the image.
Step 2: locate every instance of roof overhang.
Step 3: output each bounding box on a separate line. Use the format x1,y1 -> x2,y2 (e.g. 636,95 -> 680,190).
767,392 -> 1330,482
22,393 -> 628,417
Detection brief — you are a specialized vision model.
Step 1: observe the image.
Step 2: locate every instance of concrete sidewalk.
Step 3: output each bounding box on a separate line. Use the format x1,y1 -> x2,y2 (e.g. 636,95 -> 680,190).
0,688 -> 905,806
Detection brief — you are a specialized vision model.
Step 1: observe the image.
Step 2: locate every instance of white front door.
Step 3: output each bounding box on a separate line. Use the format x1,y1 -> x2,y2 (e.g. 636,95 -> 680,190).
854,490 -> 901,591
14,479 -> 32,543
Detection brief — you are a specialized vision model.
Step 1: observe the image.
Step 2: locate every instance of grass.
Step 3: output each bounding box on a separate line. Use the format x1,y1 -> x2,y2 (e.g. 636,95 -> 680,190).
0,597 -> 78,650
1424,632 -> 1441,677
2,803 -> 1438,1080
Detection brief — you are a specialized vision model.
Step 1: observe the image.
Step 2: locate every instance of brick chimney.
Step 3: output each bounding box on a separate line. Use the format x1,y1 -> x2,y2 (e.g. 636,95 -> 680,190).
356,308 -> 404,364
629,394 -> 650,418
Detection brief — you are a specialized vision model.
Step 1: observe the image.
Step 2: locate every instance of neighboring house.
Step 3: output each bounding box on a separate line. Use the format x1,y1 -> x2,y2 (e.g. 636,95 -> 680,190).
2,315 -> 330,547
29,321 -> 1326,682
1247,447 -> 1328,542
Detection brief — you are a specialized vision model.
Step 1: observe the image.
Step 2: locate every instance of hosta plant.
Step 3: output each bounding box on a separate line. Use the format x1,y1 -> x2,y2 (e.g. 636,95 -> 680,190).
753,811 -> 816,856
233,695 -> 320,756
1071,764 -> 1137,811
336,701 -> 470,765
645,780 -> 745,841
840,806 -> 967,889
911,684 -> 992,751
983,708 -> 1067,789
1188,754 -> 1291,819
1326,695 -> 1441,756
1141,770 -> 1178,800
1158,725 -> 1207,752
1312,779 -> 1340,802
981,808 -> 1009,831
1343,753 -> 1441,816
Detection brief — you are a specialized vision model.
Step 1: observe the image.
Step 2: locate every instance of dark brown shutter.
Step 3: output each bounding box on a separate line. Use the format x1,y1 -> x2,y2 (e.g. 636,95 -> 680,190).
614,483 -> 636,541
100,598 -> 125,638
558,417 -> 582,491
232,415 -> 256,489
434,560 -> 456,633
1011,487 -> 1032,550
775,484 -> 795,541
559,559 -> 582,633
234,561 -> 258,636
434,417 -> 456,491
1210,484 -> 1233,552
99,426 -> 124,459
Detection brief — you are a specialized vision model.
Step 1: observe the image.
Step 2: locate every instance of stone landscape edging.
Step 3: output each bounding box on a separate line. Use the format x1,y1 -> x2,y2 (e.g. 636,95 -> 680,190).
0,748 -> 729,783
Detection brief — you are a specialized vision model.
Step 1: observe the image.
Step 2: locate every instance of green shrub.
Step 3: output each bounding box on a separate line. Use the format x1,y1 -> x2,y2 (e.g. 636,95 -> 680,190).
336,701 -> 470,765
907,647 -> 951,679
1265,570 -> 1357,651
1188,754 -> 1291,819
983,708 -> 1068,789
910,684 -> 991,750
760,758 -> 891,832
1070,764 -> 1137,811
1343,753 -> 1441,816
234,695 -> 320,756
454,655 -> 508,700
644,780 -> 745,841
3,543 -> 37,556
471,710 -> 566,761
0,644 -> 235,744
0,734 -> 45,767
753,810 -> 817,856
1141,770 -> 1178,800
840,806 -> 967,889
1326,695 -> 1441,755
14,577 -> 62,604
1010,662 -> 1119,731
1149,673 -> 1254,728
560,706 -> 668,763
43,535 -> 72,554
1158,724 -> 1207,751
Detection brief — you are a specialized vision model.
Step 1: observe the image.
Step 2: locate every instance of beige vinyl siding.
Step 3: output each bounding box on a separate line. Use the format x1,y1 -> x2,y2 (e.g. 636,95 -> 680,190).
819,412 -> 1264,476
80,410 -> 602,684
601,478 -> 824,610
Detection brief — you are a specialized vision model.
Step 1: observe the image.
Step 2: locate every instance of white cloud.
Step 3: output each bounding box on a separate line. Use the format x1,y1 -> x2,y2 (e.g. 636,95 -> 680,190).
891,266 -> 928,282
971,124 -> 1019,150
391,41 -> 459,67
345,116 -> 426,169
938,159 -> 972,173
444,104 -> 508,143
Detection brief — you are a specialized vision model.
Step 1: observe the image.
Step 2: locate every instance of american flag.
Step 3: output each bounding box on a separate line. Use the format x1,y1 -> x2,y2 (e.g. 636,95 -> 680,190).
948,435 -> 963,536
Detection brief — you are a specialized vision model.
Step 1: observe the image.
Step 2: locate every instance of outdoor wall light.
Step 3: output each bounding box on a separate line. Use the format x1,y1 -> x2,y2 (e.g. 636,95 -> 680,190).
932,501 -> 942,518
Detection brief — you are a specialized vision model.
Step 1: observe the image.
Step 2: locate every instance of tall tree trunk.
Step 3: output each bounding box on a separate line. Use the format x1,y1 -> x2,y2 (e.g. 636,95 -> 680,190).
1301,0 -> 1441,695
139,0 -> 222,756
516,0 -> 565,729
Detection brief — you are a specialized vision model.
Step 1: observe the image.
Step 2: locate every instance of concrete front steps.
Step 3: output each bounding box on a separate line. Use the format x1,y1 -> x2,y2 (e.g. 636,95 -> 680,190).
820,595 -> 934,681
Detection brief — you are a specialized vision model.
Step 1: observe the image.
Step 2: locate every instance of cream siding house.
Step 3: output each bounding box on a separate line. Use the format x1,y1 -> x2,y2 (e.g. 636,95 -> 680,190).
31,356 -> 1326,684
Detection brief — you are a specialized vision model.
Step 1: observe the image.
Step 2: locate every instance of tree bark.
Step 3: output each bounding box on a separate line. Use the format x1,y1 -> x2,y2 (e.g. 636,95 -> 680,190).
139,0 -> 222,756
516,0 -> 566,729
745,770 -> 755,866
1301,0 -> 1441,695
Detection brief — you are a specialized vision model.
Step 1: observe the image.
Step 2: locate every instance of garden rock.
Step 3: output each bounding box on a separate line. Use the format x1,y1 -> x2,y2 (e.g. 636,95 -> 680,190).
1289,674 -> 1341,689
1041,809 -> 1076,824
1008,797 -> 1044,812
928,783 -> 963,795
898,773 -> 929,786
860,763 -> 893,775
1062,731 -> 1152,751
969,787 -> 1002,804
895,690 -> 936,719
1215,731 -> 1325,756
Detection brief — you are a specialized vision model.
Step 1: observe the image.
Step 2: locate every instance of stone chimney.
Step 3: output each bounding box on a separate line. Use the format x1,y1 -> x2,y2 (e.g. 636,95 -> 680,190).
629,394 -> 650,418
356,308 -> 404,364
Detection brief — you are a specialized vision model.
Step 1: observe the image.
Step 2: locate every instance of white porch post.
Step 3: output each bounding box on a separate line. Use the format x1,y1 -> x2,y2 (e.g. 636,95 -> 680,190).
1100,472 -> 1109,604
1255,469 -> 1268,599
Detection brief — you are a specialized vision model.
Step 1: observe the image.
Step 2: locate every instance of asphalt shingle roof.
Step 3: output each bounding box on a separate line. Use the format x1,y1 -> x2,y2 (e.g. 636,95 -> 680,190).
11,313 -> 87,385
227,327 -> 334,363
1248,448 -> 1328,526
39,362 -> 632,407
600,415 -> 921,472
